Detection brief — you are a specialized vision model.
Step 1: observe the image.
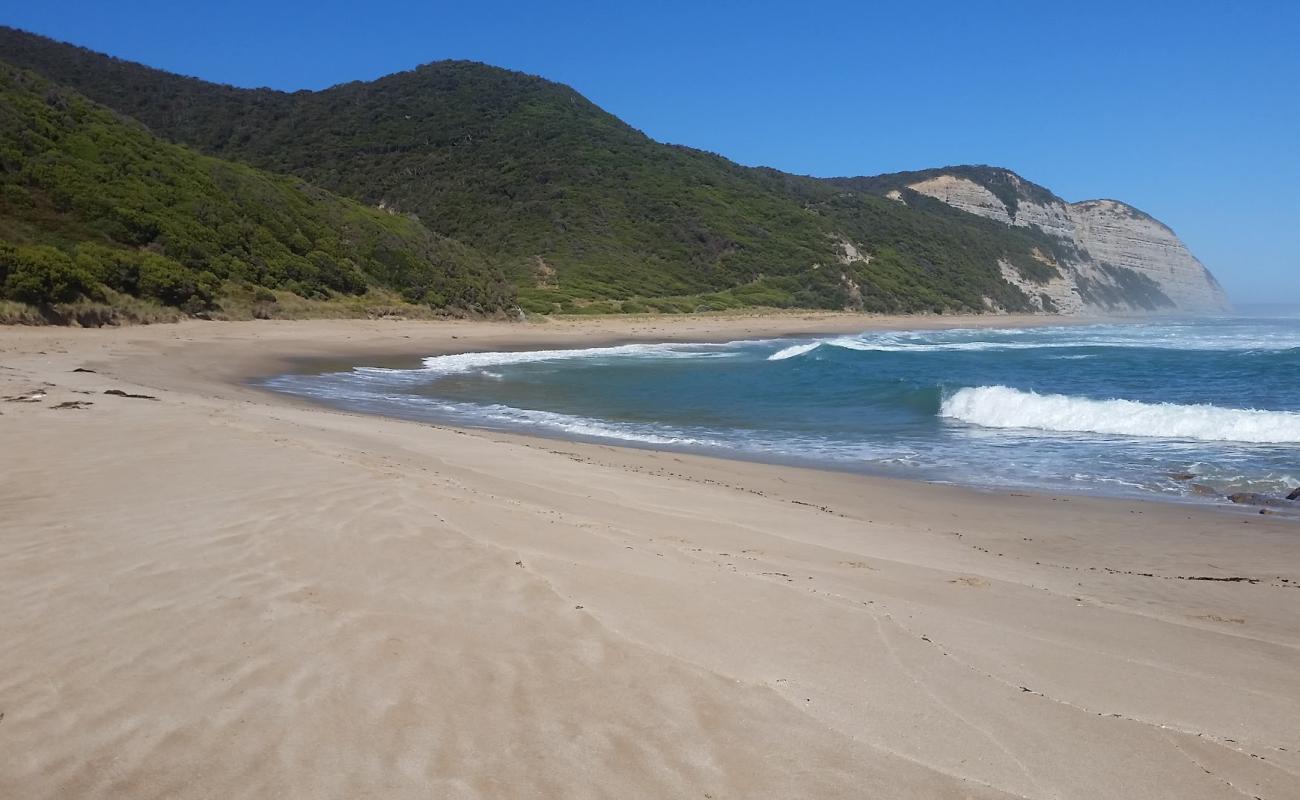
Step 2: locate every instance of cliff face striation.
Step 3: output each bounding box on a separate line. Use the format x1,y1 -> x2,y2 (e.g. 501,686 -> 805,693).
881,168 -> 1230,314
1068,199 -> 1229,312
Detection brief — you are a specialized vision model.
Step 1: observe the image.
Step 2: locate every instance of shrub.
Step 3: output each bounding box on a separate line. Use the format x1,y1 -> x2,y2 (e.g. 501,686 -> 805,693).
137,253 -> 216,308
2,244 -> 99,305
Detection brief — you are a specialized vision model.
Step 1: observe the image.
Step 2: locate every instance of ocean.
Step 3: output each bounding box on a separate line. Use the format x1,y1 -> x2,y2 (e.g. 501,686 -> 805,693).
261,316 -> 1300,504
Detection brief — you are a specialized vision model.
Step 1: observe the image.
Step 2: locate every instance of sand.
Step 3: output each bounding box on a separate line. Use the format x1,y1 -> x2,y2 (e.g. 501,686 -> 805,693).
1,313 -> 1297,799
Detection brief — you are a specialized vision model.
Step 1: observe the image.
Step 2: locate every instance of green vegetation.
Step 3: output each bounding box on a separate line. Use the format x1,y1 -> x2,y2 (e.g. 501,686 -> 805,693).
0,26 -> 1179,322
0,28 -> 1082,316
0,62 -> 513,317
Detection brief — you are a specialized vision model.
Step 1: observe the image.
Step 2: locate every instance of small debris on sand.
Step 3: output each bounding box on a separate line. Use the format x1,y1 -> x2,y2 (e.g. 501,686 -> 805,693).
103,389 -> 160,401
4,391 -> 46,403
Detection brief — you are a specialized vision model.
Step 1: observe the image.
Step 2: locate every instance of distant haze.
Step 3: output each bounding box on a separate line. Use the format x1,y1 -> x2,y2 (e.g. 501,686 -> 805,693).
5,0 -> 1296,303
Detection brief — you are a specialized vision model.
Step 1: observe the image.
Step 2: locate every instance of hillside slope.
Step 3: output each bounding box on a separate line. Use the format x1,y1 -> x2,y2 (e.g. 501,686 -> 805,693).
0,62 -> 512,316
0,26 -> 1228,315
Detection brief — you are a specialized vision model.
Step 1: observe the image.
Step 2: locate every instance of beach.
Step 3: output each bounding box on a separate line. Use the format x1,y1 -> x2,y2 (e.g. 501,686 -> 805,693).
2,314 -> 1298,799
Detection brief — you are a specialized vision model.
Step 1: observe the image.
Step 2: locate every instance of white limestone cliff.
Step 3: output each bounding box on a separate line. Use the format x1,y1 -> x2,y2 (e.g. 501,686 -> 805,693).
1069,200 -> 1229,312
904,172 -> 1230,313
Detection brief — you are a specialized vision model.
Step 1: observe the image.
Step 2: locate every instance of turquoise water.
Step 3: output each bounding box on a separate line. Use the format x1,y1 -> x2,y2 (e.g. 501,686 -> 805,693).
262,316 -> 1300,503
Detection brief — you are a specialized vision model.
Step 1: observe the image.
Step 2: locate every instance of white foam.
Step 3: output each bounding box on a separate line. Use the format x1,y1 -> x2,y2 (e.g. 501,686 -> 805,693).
266,373 -> 721,447
352,323 -> 1300,381
940,386 -> 1300,444
767,342 -> 821,360
413,342 -> 741,375
816,323 -> 1300,354
827,335 -> 1047,352
766,333 -> 1048,358
473,404 -> 713,446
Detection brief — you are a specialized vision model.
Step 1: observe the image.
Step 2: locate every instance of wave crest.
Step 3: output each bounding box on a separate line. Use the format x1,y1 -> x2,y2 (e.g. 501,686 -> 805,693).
767,342 -> 821,360
940,386 -> 1300,444
412,342 -> 742,375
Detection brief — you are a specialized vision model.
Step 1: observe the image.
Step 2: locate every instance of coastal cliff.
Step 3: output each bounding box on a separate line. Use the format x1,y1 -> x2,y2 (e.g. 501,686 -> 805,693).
1070,199 -> 1229,312
892,169 -> 1230,314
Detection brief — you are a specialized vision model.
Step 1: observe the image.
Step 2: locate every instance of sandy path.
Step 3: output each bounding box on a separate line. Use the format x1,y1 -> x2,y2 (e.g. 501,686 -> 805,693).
1,315 -> 1297,799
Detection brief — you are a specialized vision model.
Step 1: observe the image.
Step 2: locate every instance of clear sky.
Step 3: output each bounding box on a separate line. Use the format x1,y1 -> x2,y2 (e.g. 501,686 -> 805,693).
4,0 -> 1297,302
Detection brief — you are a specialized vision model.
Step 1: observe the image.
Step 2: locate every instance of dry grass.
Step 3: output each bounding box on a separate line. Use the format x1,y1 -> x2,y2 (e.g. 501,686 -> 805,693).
1,286 -> 522,327
0,300 -> 46,325
210,287 -> 452,322
0,295 -> 182,327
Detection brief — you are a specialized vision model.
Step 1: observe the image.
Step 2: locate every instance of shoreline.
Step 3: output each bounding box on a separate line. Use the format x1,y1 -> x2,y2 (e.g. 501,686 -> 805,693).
239,310 -> 1097,384
3,315 -> 1298,798
255,380 -> 1268,516
248,315 -> 1282,515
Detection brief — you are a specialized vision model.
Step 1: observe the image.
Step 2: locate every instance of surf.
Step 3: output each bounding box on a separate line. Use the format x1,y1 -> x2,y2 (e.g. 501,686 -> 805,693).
264,316 -> 1300,504
940,385 -> 1300,444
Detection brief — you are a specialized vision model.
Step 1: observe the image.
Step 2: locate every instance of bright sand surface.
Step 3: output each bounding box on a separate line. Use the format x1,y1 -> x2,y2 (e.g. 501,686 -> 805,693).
1,313 -> 1298,799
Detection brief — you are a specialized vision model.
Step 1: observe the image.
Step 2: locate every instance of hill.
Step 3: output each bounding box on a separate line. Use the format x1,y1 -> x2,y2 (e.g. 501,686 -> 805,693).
0,26 -> 1227,317
0,62 -> 512,321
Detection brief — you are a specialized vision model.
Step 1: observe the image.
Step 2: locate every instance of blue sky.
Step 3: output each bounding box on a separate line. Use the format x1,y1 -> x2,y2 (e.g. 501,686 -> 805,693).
4,0 -> 1297,302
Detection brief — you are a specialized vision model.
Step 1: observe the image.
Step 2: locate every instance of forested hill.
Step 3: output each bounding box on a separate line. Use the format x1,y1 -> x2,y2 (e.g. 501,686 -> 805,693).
0,62 -> 512,319
0,26 -> 1223,318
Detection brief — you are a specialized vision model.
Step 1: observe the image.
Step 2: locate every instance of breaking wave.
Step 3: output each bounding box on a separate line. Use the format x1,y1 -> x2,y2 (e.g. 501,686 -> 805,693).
417,342 -> 744,374
344,342 -> 751,384
767,342 -> 822,360
763,324 -> 1300,361
940,386 -> 1300,444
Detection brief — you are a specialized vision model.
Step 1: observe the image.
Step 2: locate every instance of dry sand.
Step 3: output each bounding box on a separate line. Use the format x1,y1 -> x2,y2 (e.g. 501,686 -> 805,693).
1,314 -> 1297,799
